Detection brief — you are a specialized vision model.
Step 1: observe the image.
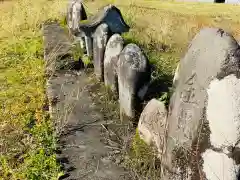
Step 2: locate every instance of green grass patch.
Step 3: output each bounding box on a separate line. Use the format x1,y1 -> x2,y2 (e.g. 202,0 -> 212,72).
122,26 -> 178,78
123,129 -> 162,178
72,40 -> 84,61
0,0 -> 67,179
82,55 -> 93,67
0,31 -> 63,180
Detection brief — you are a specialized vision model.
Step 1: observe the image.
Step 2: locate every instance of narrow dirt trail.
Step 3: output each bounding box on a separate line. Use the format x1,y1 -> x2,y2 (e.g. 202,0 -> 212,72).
44,23 -> 133,180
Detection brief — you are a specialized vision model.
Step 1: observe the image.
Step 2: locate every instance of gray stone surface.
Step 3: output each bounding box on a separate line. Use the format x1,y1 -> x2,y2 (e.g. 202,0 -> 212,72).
118,43 -> 150,119
44,23 -> 132,180
104,34 -> 124,92
93,23 -> 109,81
43,23 -> 74,76
164,27 -> 240,179
138,99 -> 168,157
84,35 -> 93,57
73,4 -> 130,60
46,71 -> 132,180
67,0 -> 87,56
79,5 -> 130,36
173,63 -> 180,87
67,0 -> 87,34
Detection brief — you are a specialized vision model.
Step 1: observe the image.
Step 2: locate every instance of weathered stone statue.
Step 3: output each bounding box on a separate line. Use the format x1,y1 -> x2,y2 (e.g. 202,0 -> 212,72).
77,4 -> 130,58
168,27 -> 240,180
118,44 -> 150,120
66,0 -> 87,51
138,99 -> 168,157
92,23 -> 109,81
104,34 -> 124,92
78,4 -> 130,36
139,28 -> 240,180
67,0 -> 87,34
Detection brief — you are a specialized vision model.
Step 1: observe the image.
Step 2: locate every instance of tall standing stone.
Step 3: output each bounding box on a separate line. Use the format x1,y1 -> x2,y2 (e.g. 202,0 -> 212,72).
118,44 -> 150,120
93,23 -> 109,81
173,63 -> 180,87
163,28 -> 240,179
67,0 -> 87,34
104,34 -> 124,92
67,0 -> 87,52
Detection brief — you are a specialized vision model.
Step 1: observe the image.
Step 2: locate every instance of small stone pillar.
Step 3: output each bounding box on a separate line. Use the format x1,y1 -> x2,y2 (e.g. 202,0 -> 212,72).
92,23 -> 109,81
104,34 -> 124,92
118,43 -> 150,120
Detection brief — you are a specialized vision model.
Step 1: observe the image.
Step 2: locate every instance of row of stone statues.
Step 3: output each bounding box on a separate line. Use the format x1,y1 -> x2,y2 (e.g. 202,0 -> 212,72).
67,0 -> 129,57
66,1 -> 240,179
67,0 -> 150,121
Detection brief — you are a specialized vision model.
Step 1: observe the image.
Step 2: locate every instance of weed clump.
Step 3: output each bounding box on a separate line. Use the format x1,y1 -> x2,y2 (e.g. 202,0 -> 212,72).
123,129 -> 162,179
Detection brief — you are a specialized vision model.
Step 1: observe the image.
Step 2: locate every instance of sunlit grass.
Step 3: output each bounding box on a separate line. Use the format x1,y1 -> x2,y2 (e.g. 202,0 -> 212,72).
85,0 -> 240,178
1,0 -> 240,178
85,0 -> 240,75
0,0 -> 67,179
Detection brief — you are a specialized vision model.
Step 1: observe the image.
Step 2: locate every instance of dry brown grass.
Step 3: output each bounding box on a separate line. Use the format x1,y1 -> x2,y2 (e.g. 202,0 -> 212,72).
1,0 -> 239,178
85,0 -> 240,73
0,0 -> 67,179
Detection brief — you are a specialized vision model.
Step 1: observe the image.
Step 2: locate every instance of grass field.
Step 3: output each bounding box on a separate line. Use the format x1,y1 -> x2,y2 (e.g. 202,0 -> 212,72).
86,0 -> 240,77
0,0 -> 67,179
0,0 -> 240,179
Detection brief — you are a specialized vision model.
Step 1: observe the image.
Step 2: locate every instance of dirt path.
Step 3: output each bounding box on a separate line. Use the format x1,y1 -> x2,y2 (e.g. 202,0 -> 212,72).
44,23 -> 133,180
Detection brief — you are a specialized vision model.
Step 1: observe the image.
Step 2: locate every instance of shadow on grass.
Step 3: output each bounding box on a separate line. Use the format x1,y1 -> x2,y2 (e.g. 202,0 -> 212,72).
132,72 -> 173,126
144,64 -> 173,102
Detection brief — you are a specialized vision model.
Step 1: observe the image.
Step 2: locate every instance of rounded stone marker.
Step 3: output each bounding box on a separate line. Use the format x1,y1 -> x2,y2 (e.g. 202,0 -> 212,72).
118,43 -> 150,120
93,23 -> 109,81
138,98 -> 168,157
104,34 -> 124,92
164,27 -> 240,179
